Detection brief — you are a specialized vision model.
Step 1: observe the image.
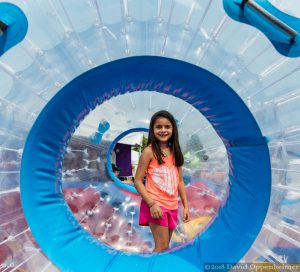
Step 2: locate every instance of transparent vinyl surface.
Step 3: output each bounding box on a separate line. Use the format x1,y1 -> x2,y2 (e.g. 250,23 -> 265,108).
0,0 -> 300,271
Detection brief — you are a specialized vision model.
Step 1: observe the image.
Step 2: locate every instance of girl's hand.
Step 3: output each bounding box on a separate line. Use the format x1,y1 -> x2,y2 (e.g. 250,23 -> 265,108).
183,207 -> 190,223
150,204 -> 163,219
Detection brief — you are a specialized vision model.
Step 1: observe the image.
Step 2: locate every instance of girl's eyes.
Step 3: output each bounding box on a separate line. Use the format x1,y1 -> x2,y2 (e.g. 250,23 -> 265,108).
155,125 -> 172,129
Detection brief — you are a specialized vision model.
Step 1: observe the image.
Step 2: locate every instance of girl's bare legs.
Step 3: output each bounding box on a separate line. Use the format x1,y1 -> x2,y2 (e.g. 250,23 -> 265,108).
149,222 -> 174,252
168,228 -> 174,243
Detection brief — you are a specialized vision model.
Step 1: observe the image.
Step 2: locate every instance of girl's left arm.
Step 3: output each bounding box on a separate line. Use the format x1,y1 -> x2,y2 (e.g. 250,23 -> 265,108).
178,167 -> 189,223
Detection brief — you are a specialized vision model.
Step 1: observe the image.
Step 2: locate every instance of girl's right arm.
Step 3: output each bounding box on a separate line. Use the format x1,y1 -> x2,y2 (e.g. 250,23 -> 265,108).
134,147 -> 163,219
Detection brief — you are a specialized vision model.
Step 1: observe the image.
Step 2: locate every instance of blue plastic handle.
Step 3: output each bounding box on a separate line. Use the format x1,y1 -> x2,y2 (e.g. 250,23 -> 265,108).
223,0 -> 300,57
0,2 -> 28,56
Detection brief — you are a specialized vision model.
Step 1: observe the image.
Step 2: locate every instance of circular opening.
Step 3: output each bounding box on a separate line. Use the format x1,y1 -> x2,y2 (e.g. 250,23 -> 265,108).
61,91 -> 228,253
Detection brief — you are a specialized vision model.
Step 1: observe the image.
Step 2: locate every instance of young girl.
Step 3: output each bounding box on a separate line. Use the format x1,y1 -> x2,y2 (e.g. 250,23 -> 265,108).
134,110 -> 189,252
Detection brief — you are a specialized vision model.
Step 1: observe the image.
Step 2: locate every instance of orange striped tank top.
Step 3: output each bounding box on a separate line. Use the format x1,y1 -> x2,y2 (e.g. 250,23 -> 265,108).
146,152 -> 179,210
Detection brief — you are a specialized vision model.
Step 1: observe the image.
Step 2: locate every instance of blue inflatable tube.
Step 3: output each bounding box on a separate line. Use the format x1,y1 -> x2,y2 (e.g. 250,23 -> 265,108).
20,56 -> 271,272
106,127 -> 148,193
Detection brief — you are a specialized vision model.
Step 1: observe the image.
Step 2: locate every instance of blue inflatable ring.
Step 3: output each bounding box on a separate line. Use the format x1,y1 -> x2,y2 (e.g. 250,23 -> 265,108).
106,127 -> 148,193
20,56 -> 271,272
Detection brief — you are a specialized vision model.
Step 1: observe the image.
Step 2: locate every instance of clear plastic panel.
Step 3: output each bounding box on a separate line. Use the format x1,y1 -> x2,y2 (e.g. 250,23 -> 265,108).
0,0 -> 300,269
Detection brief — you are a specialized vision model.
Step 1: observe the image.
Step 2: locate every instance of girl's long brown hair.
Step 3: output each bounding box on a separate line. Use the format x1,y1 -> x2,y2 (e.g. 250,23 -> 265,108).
147,110 -> 184,167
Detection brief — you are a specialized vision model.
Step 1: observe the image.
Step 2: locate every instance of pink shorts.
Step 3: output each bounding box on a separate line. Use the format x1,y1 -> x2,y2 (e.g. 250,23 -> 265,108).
139,200 -> 178,229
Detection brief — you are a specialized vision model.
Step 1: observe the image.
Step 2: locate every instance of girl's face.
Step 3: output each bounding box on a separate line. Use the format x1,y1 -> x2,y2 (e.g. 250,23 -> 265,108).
153,117 -> 173,144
